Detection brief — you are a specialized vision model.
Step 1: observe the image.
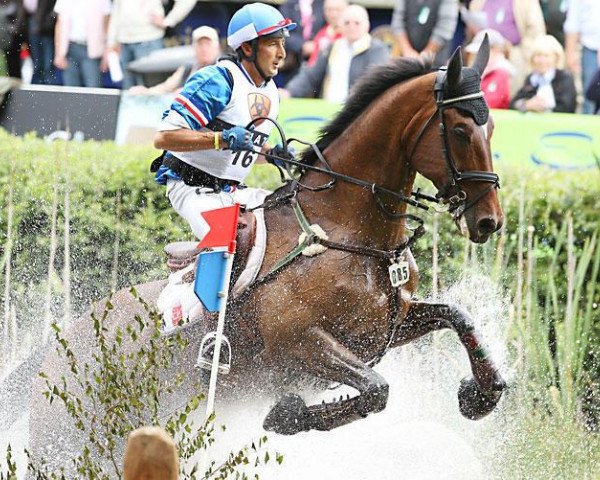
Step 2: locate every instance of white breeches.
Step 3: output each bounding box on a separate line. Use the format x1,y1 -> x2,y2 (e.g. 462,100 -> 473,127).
166,179 -> 271,241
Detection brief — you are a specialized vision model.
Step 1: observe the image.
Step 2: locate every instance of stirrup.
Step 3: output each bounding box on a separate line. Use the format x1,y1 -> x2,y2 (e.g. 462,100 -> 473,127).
195,332 -> 231,375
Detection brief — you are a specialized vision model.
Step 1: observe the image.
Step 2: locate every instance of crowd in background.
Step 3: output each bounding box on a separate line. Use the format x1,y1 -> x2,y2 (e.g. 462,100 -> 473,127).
1,0 -> 599,114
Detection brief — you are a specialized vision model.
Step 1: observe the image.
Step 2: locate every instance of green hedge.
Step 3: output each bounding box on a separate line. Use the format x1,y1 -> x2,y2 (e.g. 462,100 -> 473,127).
1,132 -> 599,476
0,132 -> 285,325
0,131 -> 598,316
0,132 -> 599,418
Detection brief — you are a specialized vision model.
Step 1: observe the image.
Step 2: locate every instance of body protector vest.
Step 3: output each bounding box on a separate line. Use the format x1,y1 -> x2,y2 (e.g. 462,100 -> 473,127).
169,58 -> 280,183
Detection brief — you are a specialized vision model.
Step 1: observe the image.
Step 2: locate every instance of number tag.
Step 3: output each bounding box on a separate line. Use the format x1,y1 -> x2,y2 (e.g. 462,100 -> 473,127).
388,258 -> 410,288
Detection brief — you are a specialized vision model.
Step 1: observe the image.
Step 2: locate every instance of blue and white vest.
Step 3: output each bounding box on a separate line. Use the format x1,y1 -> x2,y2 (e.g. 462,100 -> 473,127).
162,58 -> 279,183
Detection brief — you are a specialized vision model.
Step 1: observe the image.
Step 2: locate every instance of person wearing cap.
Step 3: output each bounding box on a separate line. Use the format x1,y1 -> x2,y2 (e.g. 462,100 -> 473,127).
466,29 -> 515,109
129,26 -> 221,95
106,0 -> 197,88
153,2 -> 295,243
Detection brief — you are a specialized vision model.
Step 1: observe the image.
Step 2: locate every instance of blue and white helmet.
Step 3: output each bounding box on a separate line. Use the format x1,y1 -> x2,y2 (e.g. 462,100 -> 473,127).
227,3 -> 297,51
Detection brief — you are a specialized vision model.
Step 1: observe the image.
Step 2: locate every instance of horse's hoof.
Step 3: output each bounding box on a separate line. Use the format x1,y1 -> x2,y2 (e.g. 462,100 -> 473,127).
457,376 -> 504,420
263,394 -> 311,435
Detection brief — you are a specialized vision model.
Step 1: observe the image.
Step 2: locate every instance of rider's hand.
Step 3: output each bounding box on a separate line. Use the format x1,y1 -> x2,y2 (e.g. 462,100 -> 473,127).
222,126 -> 254,152
266,143 -> 296,167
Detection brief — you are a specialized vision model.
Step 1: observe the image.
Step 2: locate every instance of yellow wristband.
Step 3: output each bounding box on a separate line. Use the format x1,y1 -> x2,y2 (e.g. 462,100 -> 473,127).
214,133 -> 220,150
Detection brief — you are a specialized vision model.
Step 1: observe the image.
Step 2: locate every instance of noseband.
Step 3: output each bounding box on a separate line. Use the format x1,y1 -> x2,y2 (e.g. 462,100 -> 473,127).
408,67 -> 500,219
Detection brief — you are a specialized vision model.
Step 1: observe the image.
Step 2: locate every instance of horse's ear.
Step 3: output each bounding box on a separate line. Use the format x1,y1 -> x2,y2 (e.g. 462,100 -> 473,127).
446,46 -> 463,88
472,33 -> 490,76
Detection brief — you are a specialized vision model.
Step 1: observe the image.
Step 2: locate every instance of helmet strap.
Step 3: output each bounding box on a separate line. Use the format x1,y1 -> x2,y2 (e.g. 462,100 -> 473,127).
238,39 -> 272,84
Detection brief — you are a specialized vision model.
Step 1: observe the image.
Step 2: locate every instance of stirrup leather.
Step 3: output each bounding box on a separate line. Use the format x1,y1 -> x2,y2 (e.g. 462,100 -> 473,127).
195,332 -> 232,375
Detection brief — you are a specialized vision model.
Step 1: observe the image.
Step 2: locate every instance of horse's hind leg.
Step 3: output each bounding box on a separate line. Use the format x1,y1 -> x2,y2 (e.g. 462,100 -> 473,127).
393,301 -> 506,420
263,326 -> 389,435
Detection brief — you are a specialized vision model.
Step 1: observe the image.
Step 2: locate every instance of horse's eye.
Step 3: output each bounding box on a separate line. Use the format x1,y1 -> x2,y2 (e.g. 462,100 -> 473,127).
453,127 -> 469,140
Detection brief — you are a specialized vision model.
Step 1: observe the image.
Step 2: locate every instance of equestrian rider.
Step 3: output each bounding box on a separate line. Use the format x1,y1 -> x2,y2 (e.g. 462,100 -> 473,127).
153,3 -> 296,241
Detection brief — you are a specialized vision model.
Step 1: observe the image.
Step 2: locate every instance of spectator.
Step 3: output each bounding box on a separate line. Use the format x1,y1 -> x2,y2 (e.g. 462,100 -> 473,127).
585,67 -> 600,114
510,34 -> 576,114
279,0 -> 326,76
1,0 -> 26,79
307,0 -> 347,66
539,0 -> 568,46
129,26 -> 221,95
53,0 -> 111,87
466,0 -> 546,91
466,29 -> 514,109
564,0 -> 600,114
391,0 -> 459,66
281,4 -> 389,102
123,426 -> 178,480
107,0 -> 196,89
21,0 -> 57,84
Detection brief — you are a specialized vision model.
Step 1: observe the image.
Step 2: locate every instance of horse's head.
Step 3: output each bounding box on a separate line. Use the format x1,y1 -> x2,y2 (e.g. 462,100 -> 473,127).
409,36 -> 503,243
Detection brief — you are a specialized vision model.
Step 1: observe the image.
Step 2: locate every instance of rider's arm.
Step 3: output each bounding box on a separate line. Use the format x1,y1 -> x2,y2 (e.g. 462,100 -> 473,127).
154,65 -> 233,151
154,128 -> 223,152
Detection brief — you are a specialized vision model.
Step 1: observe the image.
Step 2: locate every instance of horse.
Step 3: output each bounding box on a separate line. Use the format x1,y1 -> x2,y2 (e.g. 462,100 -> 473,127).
28,38 -> 506,463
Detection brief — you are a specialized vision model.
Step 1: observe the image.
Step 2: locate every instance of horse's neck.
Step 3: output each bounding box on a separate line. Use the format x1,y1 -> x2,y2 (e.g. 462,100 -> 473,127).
299,80 -> 429,247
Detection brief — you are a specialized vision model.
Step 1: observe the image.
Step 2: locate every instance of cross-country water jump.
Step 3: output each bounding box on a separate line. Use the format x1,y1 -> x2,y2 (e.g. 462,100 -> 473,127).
27,2 -> 506,460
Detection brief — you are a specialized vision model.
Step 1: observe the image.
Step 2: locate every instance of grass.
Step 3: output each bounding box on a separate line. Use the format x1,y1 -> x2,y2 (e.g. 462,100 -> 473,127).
491,402 -> 600,479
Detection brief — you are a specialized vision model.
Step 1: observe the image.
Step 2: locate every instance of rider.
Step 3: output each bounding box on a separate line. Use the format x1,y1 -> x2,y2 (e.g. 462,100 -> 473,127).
153,2 -> 296,242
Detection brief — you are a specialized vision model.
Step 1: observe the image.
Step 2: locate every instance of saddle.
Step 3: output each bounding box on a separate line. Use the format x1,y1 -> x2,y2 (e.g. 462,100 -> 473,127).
163,210 -> 259,291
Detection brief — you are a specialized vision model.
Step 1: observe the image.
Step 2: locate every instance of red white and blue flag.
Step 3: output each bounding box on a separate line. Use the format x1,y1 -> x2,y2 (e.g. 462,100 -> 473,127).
194,204 -> 240,312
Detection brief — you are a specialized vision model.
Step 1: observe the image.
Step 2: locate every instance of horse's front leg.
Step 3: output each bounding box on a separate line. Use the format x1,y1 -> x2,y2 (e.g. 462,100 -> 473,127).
393,301 -> 506,420
263,326 -> 389,435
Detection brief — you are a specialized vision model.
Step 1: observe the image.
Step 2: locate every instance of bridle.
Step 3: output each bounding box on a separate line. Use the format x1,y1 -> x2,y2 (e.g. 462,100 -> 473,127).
407,67 -> 500,220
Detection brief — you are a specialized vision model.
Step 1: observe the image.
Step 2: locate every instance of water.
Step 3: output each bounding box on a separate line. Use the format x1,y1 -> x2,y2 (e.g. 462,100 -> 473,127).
208,350 -> 493,480
1,275 -> 511,479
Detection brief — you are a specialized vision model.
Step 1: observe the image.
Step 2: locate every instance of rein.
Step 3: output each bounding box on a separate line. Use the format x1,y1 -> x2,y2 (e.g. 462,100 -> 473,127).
245,117 -> 438,220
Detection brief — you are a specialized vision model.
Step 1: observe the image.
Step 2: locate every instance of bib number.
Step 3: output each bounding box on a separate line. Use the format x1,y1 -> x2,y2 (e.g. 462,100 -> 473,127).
389,258 -> 410,288
231,150 -> 256,168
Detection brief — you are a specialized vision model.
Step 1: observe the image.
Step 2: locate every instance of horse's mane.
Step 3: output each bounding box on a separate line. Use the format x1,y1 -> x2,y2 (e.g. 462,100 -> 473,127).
300,57 -> 435,165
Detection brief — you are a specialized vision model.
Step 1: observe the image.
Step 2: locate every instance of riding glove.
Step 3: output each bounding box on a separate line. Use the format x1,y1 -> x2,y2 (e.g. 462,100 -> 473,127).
267,144 -> 296,167
223,126 -> 255,152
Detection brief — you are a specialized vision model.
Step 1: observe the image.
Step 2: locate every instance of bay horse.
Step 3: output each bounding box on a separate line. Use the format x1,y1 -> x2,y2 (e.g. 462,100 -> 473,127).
28,38 -> 505,461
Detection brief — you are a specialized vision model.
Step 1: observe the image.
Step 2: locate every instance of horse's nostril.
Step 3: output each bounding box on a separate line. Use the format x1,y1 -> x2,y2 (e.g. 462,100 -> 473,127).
477,217 -> 498,235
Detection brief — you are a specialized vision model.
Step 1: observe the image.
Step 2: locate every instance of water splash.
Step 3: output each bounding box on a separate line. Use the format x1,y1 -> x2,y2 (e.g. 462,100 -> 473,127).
2,275 -> 513,479
191,274 -> 512,479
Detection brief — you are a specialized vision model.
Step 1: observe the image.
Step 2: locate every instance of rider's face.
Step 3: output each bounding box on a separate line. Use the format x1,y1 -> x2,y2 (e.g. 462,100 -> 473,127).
255,36 -> 286,79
